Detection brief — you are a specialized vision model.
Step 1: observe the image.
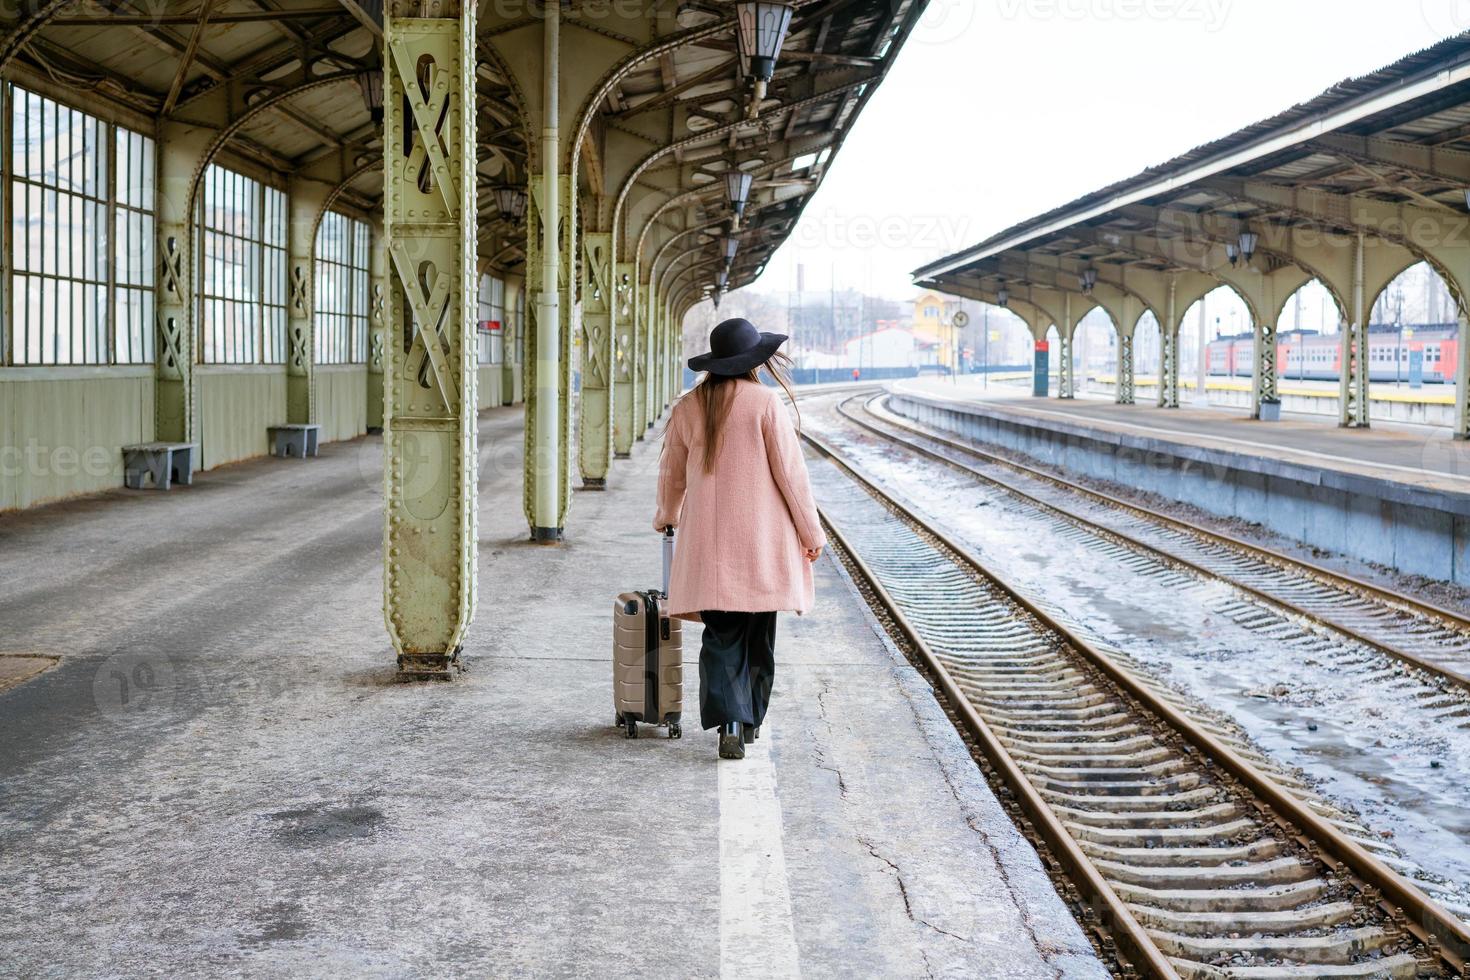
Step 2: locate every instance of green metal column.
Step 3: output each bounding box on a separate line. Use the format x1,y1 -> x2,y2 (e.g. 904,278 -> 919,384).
1115,328 -> 1135,405
639,277 -> 654,432
579,231 -> 614,486
1341,230 -> 1370,428
1157,276 -> 1179,409
613,261 -> 636,456
287,177 -> 328,425
1456,312 -> 1470,440
366,233 -> 387,430
154,123 -> 212,446
501,276 -> 521,405
1251,314 -> 1278,420
1058,294 -> 1076,399
382,0 -> 479,676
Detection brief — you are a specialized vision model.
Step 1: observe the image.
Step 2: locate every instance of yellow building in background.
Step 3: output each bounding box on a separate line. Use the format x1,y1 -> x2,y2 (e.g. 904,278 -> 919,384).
911,289 -> 957,370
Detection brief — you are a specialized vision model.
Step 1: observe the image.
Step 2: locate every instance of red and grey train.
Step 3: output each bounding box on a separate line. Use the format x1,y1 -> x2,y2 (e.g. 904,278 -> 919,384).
1205,324 -> 1459,383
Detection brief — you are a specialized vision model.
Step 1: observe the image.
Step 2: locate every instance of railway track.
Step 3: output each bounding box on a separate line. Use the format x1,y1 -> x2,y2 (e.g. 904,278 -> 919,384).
837,391 -> 1470,696
804,425 -> 1470,979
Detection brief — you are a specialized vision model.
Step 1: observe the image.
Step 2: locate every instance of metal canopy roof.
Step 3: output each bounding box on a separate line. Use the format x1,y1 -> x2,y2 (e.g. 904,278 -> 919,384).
0,0 -> 921,292
914,32 -> 1470,294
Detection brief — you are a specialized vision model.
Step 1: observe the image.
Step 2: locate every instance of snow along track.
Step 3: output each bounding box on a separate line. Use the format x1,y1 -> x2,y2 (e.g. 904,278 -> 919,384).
804,420 -> 1470,979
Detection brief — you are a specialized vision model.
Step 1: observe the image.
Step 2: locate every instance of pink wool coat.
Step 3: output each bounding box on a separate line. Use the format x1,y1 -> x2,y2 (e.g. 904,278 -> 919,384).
653,379 -> 826,622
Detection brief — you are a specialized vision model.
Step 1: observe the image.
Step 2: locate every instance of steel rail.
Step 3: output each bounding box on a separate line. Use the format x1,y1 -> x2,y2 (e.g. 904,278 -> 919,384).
817,505 -> 1180,979
837,391 -> 1470,694
802,424 -> 1470,975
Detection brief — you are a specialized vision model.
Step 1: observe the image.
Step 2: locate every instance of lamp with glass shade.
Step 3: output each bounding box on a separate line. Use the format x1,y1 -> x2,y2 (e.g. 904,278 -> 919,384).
735,2 -> 793,118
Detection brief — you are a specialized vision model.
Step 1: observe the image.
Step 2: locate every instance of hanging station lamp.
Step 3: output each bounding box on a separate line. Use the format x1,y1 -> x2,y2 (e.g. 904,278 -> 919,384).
724,168 -> 754,228
1225,241 -> 1240,267
1237,230 -> 1258,264
493,186 -> 527,222
735,2 -> 794,118
722,235 -> 740,261
1080,267 -> 1098,294
996,283 -> 1010,308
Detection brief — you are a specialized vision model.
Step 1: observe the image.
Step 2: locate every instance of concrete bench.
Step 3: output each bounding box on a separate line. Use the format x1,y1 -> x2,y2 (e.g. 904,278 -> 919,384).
122,442 -> 196,491
268,423 -> 321,459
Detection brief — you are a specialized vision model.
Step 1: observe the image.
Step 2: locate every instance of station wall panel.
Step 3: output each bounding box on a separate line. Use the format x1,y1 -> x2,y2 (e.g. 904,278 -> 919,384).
199,366 -> 286,470
317,364 -> 368,443
0,369 -> 154,510
477,366 -> 502,410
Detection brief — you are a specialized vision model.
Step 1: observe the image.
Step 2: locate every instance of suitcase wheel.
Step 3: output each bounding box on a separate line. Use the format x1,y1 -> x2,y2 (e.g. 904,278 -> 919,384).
615,712 -> 623,727
624,716 -> 638,739
668,721 -> 682,739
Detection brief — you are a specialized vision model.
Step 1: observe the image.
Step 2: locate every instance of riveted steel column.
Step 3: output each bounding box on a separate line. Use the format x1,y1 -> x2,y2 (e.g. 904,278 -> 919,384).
1456,312 -> 1470,440
631,273 -> 648,436
501,276 -> 521,404
579,231 -> 614,486
613,261 -> 636,456
1251,312 -> 1278,420
366,232 -> 387,430
1158,276 -> 1179,408
155,124 -> 212,446
382,0 -> 478,676
1059,294 -> 1075,399
1341,230 -> 1370,428
287,177 -> 328,424
1116,330 -> 1135,405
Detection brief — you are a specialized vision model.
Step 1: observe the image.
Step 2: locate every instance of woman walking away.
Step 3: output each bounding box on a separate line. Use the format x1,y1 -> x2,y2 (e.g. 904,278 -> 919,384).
654,317 -> 825,760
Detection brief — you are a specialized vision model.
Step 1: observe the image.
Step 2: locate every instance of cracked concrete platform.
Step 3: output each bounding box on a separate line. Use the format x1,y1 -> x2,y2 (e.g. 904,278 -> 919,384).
0,406 -> 1104,979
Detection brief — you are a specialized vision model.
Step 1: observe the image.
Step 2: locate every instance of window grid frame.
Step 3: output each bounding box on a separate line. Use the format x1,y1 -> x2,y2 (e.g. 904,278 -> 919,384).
198,164 -> 286,366
313,210 -> 370,366
5,85 -> 154,367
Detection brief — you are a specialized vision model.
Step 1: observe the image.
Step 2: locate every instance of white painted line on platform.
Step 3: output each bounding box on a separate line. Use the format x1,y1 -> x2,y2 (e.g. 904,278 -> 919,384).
720,726 -> 801,980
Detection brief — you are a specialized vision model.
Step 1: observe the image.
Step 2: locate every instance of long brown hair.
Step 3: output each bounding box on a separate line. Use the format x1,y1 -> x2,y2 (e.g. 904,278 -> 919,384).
695,350 -> 799,474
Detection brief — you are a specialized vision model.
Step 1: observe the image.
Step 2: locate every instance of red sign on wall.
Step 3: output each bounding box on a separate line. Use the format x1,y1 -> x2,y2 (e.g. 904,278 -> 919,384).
480,320 -> 502,333
1035,340 -> 1049,352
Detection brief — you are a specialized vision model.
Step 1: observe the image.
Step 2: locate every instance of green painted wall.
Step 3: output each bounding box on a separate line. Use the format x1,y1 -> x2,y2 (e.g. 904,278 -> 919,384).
477,366 -> 503,410
317,364 -> 368,443
199,366 -> 287,470
0,368 -> 154,511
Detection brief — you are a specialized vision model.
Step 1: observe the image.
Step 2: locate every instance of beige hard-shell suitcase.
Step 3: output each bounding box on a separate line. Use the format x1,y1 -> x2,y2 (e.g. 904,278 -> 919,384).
613,528 -> 684,739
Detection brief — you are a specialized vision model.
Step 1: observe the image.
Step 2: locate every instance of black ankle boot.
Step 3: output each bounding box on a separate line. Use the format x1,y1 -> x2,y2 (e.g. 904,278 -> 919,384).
718,722 -> 745,760
741,723 -> 759,744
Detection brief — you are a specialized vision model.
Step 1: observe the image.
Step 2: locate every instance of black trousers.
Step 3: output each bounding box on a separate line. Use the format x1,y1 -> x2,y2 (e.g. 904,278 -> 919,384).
697,610 -> 778,731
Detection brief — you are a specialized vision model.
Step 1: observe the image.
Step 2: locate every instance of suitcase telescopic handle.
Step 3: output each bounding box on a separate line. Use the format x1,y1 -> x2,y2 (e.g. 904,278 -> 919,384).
662,526 -> 674,597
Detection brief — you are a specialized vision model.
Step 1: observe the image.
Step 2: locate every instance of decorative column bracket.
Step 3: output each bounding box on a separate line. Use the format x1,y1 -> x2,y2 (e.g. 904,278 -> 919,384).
381,2 -> 478,677
579,231 -> 614,487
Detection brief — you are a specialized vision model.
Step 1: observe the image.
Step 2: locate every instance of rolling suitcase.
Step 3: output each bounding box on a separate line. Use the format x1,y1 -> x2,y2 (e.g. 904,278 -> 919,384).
613,527 -> 684,739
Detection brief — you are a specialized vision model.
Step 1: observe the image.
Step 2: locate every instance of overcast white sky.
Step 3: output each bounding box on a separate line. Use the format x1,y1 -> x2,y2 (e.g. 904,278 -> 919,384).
742,0 -> 1470,301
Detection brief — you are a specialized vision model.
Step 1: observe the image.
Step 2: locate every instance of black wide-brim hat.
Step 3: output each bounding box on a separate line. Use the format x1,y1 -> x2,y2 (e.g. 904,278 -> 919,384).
688,317 -> 787,376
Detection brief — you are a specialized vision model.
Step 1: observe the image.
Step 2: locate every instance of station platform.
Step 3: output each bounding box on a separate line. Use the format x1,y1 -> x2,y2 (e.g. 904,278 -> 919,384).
0,405 -> 1103,978
888,377 -> 1470,587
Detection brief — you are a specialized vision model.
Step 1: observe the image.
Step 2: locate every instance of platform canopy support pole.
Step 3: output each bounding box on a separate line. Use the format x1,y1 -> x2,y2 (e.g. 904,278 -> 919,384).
1456,312 -> 1470,440
381,0 -> 478,677
1341,230 -> 1370,428
1059,294 -> 1076,399
579,231 -> 614,487
155,125 -> 213,446
287,177 -> 329,425
1115,323 -> 1136,405
613,262 -> 637,456
1158,275 -> 1180,408
1251,311 -> 1278,420
523,3 -> 565,540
